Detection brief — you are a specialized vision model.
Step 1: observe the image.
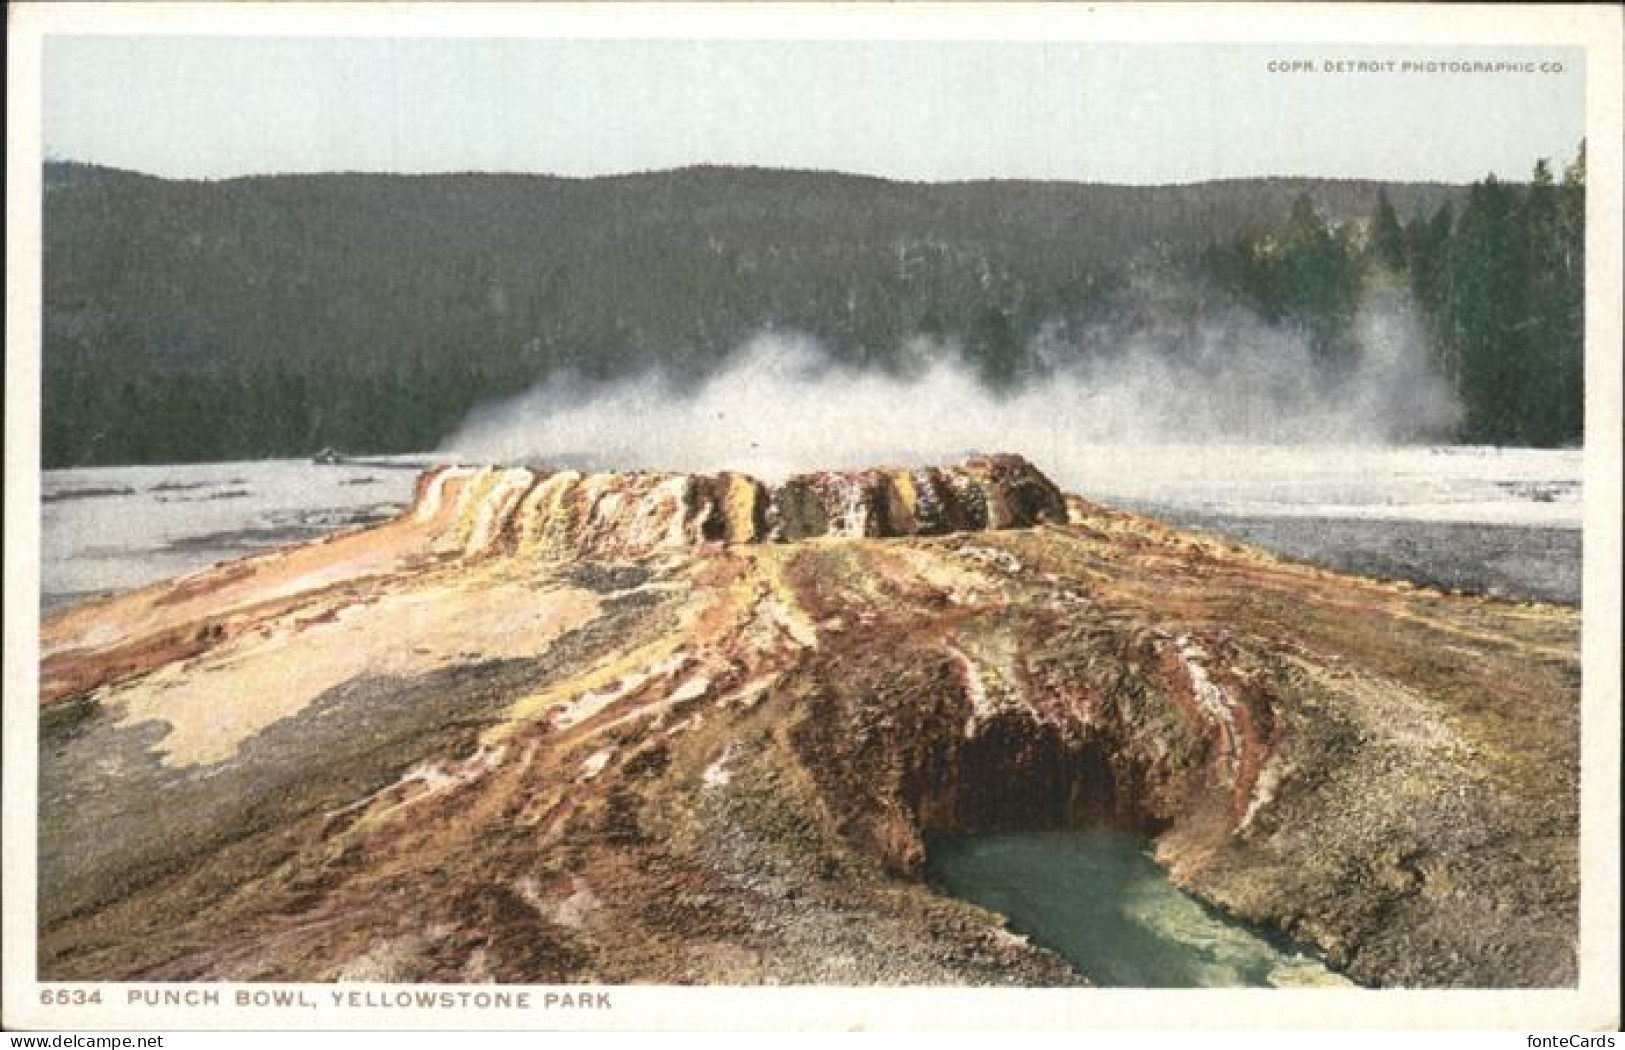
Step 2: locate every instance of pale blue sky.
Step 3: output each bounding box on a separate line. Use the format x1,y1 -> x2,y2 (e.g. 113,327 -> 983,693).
44,37 -> 1585,184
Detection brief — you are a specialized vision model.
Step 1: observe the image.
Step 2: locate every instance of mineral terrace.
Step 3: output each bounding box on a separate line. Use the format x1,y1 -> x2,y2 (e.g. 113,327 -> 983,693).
38,455 -> 1579,986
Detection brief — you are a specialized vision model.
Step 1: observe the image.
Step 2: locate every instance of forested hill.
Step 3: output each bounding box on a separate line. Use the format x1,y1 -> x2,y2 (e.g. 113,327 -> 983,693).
42,163 -> 1479,465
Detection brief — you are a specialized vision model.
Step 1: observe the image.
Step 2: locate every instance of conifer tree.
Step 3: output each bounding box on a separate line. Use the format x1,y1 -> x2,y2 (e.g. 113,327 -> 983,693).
1369,190 -> 1408,273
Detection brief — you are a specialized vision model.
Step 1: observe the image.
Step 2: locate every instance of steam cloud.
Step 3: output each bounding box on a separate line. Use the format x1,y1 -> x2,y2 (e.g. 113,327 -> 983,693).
443,286 -> 1462,482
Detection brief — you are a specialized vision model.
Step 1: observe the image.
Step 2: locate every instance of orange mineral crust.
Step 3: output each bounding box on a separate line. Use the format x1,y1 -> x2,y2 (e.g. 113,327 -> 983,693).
38,456 -> 1578,987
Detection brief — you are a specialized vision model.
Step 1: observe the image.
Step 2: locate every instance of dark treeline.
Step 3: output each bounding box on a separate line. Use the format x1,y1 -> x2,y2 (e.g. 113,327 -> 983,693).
1209,144 -> 1586,447
41,160 -> 1577,467
1420,146 -> 1587,446
1205,195 -> 1367,367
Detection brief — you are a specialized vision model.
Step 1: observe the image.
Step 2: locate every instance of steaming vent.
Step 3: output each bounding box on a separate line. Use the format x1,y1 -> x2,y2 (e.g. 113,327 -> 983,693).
403,454 -> 1068,560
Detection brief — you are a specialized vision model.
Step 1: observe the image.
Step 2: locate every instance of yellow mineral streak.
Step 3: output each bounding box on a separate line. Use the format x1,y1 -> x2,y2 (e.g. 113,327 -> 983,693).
42,489 -> 463,668
341,743 -> 513,837
494,563 -> 766,737
551,651 -> 691,730
497,635 -> 686,736
719,473 -> 763,544
884,470 -> 920,535
516,470 -> 583,556
464,469 -> 537,557
412,466 -> 476,525
878,543 -> 1004,606
1373,602 -> 1578,661
435,467 -> 501,553
750,546 -> 821,649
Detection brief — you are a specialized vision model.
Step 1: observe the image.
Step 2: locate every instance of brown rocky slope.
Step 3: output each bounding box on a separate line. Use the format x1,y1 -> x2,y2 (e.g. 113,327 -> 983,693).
38,455 -> 1578,986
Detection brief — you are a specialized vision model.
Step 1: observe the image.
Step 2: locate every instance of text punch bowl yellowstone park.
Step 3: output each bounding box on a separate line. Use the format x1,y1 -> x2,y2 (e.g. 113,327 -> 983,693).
38,455 -> 1578,987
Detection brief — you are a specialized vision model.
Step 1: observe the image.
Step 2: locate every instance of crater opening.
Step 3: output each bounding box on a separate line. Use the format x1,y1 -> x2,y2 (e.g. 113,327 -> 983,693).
926,828 -> 1349,988
897,714 -> 1347,987
901,711 -> 1170,842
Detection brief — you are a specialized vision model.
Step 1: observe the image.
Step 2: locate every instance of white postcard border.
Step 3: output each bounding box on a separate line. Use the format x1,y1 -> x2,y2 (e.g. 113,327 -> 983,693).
5,2 -> 1620,1032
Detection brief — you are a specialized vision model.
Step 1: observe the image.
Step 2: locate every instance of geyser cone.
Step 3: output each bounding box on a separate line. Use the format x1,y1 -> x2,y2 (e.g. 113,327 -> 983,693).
38,455 -> 1577,988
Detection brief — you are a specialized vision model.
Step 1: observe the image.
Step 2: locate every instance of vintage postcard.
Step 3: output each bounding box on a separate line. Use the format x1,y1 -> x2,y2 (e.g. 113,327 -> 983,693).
4,1 -> 1621,1033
